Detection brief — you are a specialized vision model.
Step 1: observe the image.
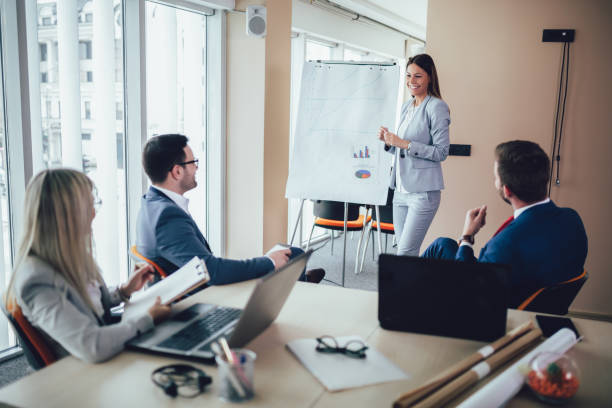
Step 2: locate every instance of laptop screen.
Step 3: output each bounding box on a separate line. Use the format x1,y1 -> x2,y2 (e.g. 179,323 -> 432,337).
378,255 -> 510,342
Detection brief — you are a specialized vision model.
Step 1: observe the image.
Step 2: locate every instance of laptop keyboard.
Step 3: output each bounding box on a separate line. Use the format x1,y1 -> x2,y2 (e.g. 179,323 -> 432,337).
157,306 -> 242,351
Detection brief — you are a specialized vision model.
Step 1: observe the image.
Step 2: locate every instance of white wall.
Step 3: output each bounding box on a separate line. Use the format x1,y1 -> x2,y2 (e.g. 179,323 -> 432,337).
292,0 -> 407,60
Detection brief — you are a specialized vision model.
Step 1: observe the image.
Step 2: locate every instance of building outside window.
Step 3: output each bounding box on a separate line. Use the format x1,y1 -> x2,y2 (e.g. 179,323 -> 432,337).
39,43 -> 47,61
79,40 -> 92,60
84,100 -> 91,119
145,1 -> 208,234
116,102 -> 123,120
35,0 -> 127,288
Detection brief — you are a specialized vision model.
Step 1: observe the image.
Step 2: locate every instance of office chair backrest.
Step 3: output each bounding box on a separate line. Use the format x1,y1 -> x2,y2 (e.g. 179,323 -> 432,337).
313,200 -> 360,220
129,245 -> 168,279
518,270 -> 588,315
1,298 -> 57,369
371,189 -> 394,224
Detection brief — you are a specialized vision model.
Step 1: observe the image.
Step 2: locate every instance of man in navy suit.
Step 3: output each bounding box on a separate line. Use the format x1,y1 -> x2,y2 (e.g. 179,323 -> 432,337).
136,134 -> 323,285
422,140 -> 587,307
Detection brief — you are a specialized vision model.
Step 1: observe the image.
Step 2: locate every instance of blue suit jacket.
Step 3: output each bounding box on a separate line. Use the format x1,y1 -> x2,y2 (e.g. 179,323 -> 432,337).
456,201 -> 588,307
136,187 -> 273,285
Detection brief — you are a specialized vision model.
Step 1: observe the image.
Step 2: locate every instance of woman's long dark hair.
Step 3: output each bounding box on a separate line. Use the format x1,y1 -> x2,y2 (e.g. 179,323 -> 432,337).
407,54 -> 442,99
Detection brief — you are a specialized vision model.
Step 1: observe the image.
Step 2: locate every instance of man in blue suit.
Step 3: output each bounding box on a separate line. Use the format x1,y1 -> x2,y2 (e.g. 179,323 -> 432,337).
422,140 -> 587,307
136,134 -> 324,285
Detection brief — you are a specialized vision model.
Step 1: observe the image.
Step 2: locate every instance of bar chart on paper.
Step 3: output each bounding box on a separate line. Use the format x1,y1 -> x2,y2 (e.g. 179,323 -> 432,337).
286,61 -> 399,205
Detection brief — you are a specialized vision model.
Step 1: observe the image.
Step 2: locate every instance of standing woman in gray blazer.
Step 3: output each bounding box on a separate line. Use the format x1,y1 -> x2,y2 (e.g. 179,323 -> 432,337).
5,169 -> 171,363
378,54 -> 450,256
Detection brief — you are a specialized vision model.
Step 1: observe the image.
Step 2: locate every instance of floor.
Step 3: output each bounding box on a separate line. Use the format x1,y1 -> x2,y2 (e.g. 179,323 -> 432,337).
0,230 -> 389,390
308,229 -> 392,291
0,353 -> 33,389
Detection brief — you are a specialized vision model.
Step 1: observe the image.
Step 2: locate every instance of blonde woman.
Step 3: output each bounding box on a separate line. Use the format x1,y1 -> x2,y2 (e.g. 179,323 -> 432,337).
5,169 -> 170,363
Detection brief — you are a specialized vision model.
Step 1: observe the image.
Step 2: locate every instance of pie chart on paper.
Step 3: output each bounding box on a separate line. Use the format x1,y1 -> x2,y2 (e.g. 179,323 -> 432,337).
355,170 -> 371,179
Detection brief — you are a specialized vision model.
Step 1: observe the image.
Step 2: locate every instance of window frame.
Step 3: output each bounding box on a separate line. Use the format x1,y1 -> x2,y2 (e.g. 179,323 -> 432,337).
0,0 -> 29,357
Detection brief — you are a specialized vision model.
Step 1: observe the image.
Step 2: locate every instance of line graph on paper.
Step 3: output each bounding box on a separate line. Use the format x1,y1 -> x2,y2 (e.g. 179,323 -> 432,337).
286,62 -> 399,205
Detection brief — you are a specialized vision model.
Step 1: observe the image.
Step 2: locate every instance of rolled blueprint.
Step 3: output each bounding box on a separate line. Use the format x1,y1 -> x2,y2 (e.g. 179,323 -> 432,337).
456,328 -> 578,408
394,321 -> 534,408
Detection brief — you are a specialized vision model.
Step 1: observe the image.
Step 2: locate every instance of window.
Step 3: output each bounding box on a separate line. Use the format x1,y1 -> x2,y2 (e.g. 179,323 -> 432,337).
39,43 -> 47,62
84,101 -> 91,119
1,0 -> 223,358
0,7 -> 12,353
344,47 -> 366,61
116,133 -> 123,169
0,0 -> 27,356
145,2 -> 208,234
33,0 -> 128,287
305,40 -> 333,61
79,40 -> 92,60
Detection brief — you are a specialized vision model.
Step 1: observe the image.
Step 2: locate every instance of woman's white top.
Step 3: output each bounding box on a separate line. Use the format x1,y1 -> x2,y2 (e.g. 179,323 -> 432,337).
394,99 -> 419,193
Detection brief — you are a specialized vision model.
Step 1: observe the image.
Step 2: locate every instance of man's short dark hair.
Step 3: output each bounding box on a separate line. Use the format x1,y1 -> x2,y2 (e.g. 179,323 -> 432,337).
143,134 -> 188,183
495,140 -> 550,203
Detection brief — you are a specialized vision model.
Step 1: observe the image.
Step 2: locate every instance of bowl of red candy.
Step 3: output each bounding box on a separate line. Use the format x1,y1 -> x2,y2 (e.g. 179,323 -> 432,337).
526,352 -> 580,404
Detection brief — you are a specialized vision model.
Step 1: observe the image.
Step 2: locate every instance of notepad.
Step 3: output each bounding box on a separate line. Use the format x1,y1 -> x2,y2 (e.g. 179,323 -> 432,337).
122,256 -> 210,320
286,335 -> 409,392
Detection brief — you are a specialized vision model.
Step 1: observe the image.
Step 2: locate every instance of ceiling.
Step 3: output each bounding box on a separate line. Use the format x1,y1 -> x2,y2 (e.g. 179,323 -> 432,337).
329,0 -> 428,40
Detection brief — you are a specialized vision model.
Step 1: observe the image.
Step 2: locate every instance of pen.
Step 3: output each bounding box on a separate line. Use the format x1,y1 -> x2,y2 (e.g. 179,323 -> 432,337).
219,337 -> 235,364
211,341 -> 247,398
218,338 -> 253,391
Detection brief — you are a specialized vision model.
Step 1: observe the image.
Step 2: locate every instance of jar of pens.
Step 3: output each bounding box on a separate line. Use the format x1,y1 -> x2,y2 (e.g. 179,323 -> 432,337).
212,338 -> 256,402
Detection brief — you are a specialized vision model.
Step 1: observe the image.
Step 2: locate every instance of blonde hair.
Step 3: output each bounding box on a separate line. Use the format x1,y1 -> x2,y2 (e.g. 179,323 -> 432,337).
6,169 -> 102,311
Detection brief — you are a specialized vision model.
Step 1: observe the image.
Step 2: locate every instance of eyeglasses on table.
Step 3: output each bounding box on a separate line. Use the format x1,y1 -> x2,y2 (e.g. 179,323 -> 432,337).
315,335 -> 368,358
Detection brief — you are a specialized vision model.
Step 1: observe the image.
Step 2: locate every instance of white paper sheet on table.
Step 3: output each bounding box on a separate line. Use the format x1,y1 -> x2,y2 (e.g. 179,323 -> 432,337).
286,335 -> 409,392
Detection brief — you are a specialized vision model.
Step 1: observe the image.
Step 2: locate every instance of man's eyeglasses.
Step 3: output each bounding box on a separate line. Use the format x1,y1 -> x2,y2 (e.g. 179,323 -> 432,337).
315,336 -> 368,358
178,159 -> 199,167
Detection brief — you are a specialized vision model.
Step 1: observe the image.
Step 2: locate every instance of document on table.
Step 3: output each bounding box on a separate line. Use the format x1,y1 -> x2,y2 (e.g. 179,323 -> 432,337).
266,244 -> 291,256
286,335 -> 410,392
122,256 -> 210,320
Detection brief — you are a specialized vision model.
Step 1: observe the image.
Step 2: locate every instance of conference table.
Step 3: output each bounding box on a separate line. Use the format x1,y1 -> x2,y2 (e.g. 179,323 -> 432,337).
1,280 -> 611,407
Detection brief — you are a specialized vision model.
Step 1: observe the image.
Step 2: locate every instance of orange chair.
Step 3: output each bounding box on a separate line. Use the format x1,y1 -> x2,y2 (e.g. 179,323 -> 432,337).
306,201 -> 371,286
129,245 -> 168,279
1,298 -> 57,370
517,270 -> 588,315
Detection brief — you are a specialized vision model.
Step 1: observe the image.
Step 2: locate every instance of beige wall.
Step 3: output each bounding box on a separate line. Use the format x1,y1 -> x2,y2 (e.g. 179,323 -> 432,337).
226,0 -> 292,256
226,2 -> 266,258
262,0 -> 292,250
426,0 -> 612,316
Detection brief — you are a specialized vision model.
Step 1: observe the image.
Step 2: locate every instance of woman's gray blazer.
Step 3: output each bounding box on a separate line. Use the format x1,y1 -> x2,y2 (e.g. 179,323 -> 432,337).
386,94 -> 450,192
12,256 -> 153,363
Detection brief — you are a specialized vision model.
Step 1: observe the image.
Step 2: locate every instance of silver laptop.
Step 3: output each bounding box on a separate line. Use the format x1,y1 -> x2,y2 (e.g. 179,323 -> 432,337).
126,251 -> 312,363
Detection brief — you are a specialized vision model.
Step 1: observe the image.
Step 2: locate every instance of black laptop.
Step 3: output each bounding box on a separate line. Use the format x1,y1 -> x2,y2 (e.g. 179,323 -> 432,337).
378,255 -> 510,342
